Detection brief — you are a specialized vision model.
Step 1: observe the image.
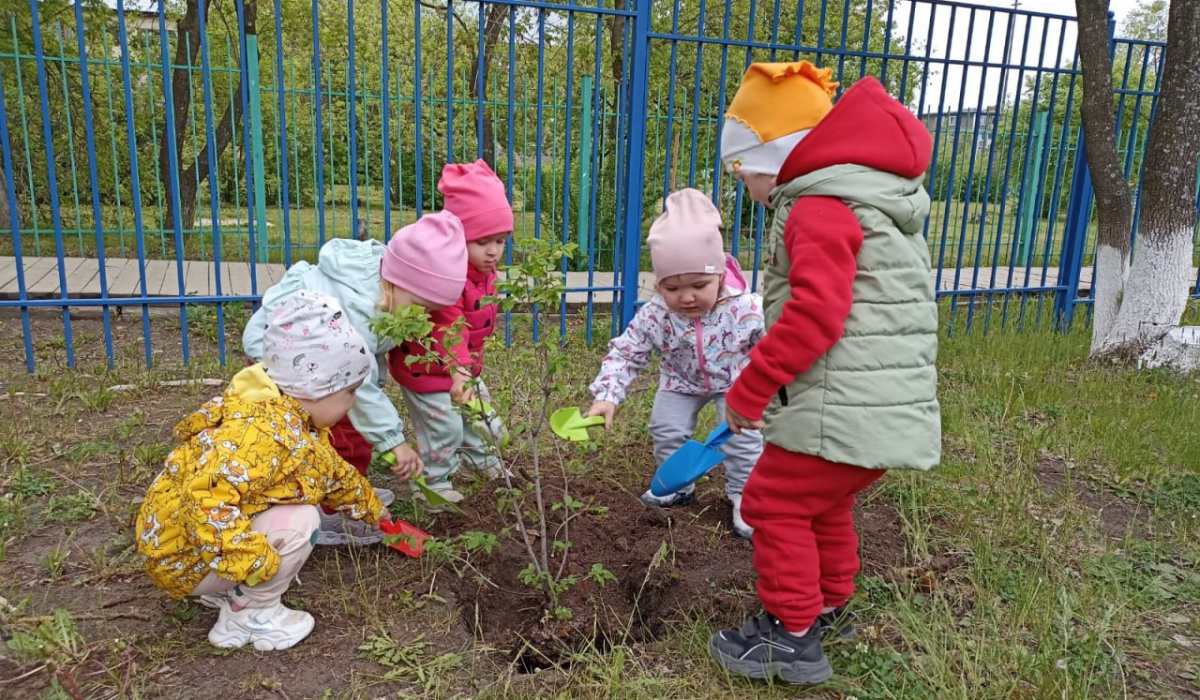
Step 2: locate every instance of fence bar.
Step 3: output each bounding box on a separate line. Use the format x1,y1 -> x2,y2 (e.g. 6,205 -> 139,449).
0,67 -> 34,371
115,0 -> 154,367
28,0 -> 75,367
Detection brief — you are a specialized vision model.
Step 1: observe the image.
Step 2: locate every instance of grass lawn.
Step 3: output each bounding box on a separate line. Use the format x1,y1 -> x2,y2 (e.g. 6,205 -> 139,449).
2,199 -> 1132,274
0,303 -> 1198,699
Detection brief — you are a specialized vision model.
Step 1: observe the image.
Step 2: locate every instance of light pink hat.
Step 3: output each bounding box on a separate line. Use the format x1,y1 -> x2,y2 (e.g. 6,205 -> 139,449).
381,210 -> 468,307
438,160 -> 514,241
647,189 -> 727,282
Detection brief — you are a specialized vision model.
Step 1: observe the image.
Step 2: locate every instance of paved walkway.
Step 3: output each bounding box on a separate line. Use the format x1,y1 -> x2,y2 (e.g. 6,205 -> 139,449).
0,256 -> 1156,304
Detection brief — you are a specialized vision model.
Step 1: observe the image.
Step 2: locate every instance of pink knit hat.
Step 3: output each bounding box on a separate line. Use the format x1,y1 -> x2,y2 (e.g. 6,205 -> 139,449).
381,210 -> 468,307
437,160 -> 515,241
647,189 -> 727,281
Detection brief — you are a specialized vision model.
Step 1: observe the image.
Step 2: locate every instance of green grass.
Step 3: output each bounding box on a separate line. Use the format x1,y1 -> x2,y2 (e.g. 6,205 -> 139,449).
5,198 -> 1150,274
0,204 -> 549,267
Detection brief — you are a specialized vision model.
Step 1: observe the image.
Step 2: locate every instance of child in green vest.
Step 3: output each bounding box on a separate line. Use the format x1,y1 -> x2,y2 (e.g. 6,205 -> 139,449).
707,62 -> 941,684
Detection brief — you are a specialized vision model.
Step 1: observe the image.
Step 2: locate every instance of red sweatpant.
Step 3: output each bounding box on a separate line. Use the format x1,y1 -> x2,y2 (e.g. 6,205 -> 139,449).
742,444 -> 884,632
328,415 -> 373,475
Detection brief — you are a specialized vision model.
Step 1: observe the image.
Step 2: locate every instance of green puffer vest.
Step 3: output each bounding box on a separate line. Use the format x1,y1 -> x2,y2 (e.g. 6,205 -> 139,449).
761,164 -> 941,470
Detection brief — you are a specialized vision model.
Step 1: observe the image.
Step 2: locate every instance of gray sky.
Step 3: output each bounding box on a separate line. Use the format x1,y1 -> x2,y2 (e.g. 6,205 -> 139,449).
892,0 -> 1144,112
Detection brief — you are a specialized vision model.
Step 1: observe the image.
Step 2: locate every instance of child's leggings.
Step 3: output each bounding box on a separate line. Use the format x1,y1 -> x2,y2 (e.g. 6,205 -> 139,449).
400,380 -> 504,490
189,505 -> 320,608
650,390 -> 762,497
741,444 -> 884,632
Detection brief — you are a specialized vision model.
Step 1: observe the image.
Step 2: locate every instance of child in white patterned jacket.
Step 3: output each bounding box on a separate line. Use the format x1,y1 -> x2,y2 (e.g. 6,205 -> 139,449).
586,189 -> 765,539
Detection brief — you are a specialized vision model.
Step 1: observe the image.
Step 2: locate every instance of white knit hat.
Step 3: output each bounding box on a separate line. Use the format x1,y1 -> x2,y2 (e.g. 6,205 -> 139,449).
262,290 -> 372,400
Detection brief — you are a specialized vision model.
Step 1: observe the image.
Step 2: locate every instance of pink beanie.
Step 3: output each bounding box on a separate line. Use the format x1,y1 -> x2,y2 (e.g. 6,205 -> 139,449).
437,160 -> 514,241
381,210 -> 468,307
647,189 -> 727,281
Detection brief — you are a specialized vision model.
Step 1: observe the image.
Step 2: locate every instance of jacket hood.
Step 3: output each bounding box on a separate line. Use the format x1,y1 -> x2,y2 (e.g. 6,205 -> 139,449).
778,77 -> 931,183
316,238 -> 387,288
173,366 -> 314,452
774,78 -> 932,236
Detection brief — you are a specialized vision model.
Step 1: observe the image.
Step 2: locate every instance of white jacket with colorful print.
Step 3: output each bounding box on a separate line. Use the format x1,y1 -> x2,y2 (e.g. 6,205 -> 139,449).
589,257 -> 765,404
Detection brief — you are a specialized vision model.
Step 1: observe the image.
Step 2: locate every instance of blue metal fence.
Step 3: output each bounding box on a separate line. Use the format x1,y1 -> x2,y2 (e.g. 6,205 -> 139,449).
0,0 -> 1181,370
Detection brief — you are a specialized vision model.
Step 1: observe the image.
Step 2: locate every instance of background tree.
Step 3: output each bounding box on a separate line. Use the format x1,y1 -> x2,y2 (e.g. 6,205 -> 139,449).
1075,0 -> 1199,356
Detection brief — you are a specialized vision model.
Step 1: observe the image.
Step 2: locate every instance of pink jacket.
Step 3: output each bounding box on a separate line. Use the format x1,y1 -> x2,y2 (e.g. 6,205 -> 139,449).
589,256 -> 765,403
388,265 -> 498,393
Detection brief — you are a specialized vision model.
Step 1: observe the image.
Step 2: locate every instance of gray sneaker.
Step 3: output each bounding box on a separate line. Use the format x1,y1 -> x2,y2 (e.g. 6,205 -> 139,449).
709,612 -> 833,684
316,509 -> 384,546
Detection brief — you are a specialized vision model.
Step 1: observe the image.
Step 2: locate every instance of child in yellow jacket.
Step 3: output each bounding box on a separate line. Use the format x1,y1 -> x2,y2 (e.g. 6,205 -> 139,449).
136,290 -> 388,651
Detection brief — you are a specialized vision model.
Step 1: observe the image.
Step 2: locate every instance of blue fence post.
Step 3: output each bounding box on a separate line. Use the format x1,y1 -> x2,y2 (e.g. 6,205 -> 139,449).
1055,11 -> 1116,331
1055,136 -> 1093,330
619,0 -> 653,328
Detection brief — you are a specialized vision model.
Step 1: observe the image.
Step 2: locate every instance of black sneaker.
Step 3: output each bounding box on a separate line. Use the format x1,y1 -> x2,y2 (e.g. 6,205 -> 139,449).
817,606 -> 856,640
708,613 -> 833,684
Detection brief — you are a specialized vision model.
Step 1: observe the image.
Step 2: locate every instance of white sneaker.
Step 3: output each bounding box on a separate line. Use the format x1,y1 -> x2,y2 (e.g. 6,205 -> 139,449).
317,509 -> 384,546
730,493 -> 753,540
374,487 -> 395,507
639,485 -> 695,508
196,591 -> 229,609
207,601 -> 315,651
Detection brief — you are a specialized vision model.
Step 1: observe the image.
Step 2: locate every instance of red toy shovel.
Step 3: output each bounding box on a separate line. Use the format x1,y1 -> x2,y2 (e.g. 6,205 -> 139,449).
378,519 -> 430,558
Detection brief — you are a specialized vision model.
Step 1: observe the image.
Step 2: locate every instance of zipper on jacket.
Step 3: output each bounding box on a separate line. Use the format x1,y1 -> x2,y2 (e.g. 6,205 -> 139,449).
695,317 -> 712,393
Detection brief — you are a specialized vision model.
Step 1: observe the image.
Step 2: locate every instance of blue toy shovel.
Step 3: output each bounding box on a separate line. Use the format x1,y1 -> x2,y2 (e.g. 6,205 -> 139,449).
649,423 -> 735,497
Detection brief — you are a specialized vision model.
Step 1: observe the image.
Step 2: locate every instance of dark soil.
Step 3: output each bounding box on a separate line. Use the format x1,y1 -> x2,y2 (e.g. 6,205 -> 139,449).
1033,450 -> 1152,539
432,475 -> 753,666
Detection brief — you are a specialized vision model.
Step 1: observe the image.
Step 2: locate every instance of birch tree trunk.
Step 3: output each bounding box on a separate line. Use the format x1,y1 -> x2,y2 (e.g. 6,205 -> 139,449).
1076,0 -> 1200,358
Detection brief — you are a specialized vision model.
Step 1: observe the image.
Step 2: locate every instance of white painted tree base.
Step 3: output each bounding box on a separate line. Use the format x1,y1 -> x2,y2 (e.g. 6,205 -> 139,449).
1139,326 -> 1200,372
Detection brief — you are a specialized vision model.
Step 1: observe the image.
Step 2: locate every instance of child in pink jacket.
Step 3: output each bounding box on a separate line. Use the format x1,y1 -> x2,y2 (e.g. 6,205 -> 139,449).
586,189 -> 765,538
388,161 -> 512,509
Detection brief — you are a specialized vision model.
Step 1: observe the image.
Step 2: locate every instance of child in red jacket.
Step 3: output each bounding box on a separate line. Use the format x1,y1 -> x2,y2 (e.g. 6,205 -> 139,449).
388,161 -> 512,509
707,63 -> 941,684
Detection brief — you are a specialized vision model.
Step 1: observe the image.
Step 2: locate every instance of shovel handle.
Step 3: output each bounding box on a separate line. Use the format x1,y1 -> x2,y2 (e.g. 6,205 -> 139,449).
704,423 -> 736,449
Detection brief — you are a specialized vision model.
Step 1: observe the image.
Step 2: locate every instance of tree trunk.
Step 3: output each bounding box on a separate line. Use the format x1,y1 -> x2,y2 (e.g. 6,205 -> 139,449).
1075,0 -> 1135,352
606,0 -> 626,144
470,3 -> 507,170
160,0 -> 255,235
1089,0 -> 1200,355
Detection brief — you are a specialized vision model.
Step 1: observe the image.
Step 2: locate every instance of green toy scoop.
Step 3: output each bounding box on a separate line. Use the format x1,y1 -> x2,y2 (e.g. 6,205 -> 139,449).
550,407 -> 605,442
380,451 -> 466,514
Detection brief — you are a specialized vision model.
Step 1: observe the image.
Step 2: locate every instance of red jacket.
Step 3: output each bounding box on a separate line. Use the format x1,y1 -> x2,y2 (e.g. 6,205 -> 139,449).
388,265 -> 498,393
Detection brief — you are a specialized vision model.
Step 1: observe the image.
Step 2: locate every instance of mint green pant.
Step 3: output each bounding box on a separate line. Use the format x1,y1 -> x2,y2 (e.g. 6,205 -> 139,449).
401,382 -> 504,489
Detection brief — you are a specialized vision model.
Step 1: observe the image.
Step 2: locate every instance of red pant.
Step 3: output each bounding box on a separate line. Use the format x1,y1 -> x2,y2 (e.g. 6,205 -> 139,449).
742,444 -> 884,632
328,415 -> 372,475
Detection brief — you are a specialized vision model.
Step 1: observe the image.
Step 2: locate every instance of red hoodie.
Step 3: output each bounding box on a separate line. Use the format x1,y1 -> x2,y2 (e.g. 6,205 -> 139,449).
726,77 -> 933,420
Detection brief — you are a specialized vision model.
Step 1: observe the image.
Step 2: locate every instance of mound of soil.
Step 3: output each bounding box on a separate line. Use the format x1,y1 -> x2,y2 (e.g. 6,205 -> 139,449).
430,475 -> 758,666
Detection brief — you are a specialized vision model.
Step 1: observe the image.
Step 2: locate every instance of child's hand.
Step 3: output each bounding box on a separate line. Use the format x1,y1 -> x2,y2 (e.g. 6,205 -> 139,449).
586,401 -> 617,429
450,368 -> 476,405
376,507 -> 393,528
389,444 -> 425,480
725,405 -> 765,434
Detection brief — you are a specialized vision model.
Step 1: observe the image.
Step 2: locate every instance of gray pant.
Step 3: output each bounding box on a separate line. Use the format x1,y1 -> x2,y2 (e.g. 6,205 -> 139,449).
401,382 -> 503,490
650,390 -> 762,497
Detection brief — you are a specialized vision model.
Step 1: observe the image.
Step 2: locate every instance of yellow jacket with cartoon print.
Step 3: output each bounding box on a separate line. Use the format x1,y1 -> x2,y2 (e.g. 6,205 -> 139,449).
135,365 -> 384,598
